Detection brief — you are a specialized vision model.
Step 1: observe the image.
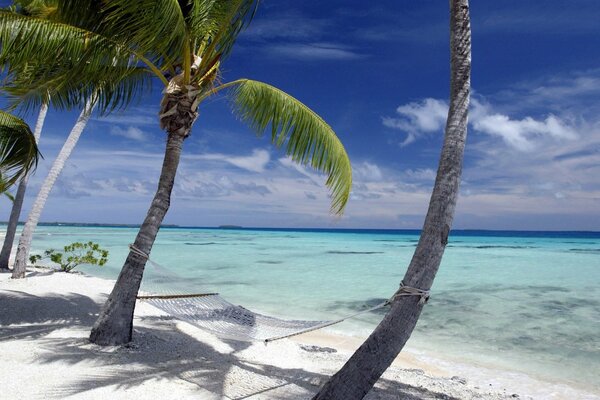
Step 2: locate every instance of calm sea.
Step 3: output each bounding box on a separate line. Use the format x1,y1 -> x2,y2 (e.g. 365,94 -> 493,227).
12,225 -> 600,391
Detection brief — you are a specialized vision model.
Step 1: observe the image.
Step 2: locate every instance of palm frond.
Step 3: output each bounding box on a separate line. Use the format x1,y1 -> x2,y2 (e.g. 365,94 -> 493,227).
4,61 -> 153,115
0,110 -> 40,189
0,10 -> 109,71
1,182 -> 16,201
229,79 -> 352,214
0,9 -> 152,113
100,0 -> 188,66
54,0 -> 105,31
195,0 -> 257,77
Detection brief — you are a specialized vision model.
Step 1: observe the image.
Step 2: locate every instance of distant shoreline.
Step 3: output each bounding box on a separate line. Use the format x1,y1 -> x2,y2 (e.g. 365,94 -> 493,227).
1,222 -> 599,237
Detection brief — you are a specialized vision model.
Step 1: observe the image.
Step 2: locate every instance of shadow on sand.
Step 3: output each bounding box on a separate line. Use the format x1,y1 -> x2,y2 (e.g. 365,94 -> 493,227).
0,285 -> 460,400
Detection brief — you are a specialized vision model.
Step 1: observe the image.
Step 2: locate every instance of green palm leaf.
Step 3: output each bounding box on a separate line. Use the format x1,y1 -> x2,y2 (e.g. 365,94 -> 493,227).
0,110 -> 40,190
100,0 -> 188,62
0,9 -> 152,113
195,0 -> 258,68
4,61 -> 152,114
229,79 -> 352,214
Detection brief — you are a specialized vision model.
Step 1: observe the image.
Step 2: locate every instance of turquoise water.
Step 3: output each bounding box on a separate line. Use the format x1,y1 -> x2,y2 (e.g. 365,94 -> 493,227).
15,225 -> 600,391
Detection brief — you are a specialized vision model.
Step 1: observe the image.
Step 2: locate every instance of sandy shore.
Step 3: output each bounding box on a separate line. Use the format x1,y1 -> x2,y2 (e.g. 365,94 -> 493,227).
0,268 -> 598,400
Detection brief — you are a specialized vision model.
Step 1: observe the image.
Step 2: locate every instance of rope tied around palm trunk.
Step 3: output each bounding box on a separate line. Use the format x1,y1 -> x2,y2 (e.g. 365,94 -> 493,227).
387,282 -> 431,305
129,244 -> 150,260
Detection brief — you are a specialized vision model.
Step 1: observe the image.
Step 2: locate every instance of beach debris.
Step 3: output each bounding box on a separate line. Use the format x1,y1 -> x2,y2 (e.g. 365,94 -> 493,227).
451,375 -> 468,385
300,344 -> 337,354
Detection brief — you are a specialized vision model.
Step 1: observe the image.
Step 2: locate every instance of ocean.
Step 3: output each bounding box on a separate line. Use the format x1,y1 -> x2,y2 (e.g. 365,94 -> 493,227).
13,225 -> 600,392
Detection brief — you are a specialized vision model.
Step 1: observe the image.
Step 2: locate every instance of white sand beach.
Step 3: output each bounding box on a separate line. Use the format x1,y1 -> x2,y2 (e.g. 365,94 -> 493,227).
1,267 -> 598,400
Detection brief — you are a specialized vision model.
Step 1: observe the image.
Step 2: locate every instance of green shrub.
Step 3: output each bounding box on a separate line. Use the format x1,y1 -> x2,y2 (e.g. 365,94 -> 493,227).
29,241 -> 109,272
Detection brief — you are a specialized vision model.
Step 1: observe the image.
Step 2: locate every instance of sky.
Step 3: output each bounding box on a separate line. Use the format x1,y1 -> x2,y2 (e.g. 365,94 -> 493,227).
2,0 -> 600,230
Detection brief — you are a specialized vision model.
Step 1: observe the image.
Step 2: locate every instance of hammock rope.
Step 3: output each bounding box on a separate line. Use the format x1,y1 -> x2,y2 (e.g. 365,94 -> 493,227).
129,244 -> 430,343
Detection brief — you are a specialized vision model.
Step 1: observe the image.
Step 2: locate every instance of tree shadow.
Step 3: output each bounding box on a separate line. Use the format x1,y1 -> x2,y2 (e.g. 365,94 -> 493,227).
1,288 -> 465,399
0,290 -> 98,341
36,326 -> 462,399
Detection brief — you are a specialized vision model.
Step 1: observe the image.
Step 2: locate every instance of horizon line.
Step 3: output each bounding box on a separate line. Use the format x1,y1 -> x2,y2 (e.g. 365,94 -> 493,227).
1,221 -> 599,234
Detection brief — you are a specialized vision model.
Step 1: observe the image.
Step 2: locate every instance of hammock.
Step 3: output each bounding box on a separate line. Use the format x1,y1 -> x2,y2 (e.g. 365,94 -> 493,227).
131,245 -> 429,343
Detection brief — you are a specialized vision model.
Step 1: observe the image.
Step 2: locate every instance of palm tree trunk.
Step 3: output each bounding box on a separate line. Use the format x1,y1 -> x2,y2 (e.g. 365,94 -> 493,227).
0,103 -> 48,270
89,131 -> 186,345
11,100 -> 95,279
89,82 -> 199,346
312,1 -> 471,399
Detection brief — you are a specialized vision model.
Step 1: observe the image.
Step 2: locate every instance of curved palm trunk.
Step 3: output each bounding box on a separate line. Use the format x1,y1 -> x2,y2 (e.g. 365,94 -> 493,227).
0,103 -> 48,270
11,101 -> 95,279
89,132 -> 185,345
312,2 -> 471,399
90,87 -> 197,345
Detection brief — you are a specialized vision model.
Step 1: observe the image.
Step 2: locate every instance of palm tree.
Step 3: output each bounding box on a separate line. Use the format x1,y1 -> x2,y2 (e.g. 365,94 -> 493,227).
1,0 -> 149,277
312,1 -> 471,398
89,0 -> 352,346
0,103 -> 47,270
0,110 -> 40,197
0,1 -> 50,270
0,0 -> 352,344
11,102 -> 95,278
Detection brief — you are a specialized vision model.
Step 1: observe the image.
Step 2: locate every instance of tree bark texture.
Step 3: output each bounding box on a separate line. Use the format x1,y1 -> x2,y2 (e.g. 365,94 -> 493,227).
12,101 -> 94,278
89,86 -> 198,345
0,103 -> 48,270
312,1 -> 471,399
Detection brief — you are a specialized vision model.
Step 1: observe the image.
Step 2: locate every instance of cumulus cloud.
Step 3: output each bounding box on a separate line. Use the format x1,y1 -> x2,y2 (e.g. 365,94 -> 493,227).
21,70 -> 600,230
403,168 -> 436,182
110,126 -> 146,141
353,162 -> 383,182
470,99 -> 577,151
383,98 -> 448,145
384,97 -> 578,151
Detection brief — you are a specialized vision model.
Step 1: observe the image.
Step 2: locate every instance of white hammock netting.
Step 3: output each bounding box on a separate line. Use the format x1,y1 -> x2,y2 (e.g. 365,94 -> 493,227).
138,291 -> 333,343
133,245 -> 427,343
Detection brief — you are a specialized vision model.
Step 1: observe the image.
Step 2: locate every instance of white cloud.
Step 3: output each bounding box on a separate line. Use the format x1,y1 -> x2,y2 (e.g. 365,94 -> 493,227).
265,43 -> 364,61
353,162 -> 383,182
278,157 -> 323,185
470,99 -> 577,151
383,98 -> 448,146
194,149 -> 270,173
20,70 -> 600,230
110,126 -> 146,141
95,110 -> 156,126
403,168 -> 436,182
384,97 -> 578,152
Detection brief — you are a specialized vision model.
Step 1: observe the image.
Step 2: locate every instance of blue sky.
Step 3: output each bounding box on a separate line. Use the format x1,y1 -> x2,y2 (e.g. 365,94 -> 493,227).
3,0 -> 600,230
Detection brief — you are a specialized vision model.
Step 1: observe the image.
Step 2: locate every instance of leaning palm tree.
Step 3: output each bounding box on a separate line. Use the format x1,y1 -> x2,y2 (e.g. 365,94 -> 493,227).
0,103 -> 46,270
0,1 -> 50,270
10,102 -> 94,278
312,1 -> 471,398
87,0 -> 352,346
0,110 -> 40,197
1,0 -> 352,344
0,0 -> 150,277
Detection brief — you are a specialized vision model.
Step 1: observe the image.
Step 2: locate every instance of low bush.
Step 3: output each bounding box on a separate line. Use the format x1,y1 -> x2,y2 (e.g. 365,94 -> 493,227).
29,241 -> 109,272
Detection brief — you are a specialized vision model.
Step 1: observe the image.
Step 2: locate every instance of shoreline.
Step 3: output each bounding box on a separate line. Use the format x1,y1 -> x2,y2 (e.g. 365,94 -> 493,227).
1,267 -> 598,399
